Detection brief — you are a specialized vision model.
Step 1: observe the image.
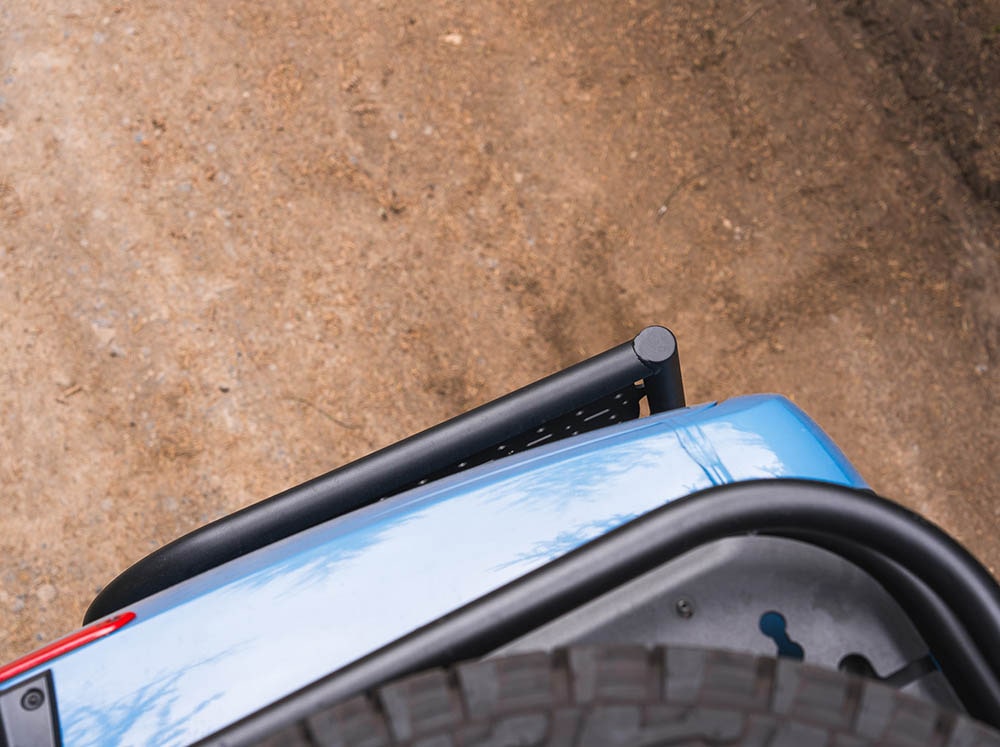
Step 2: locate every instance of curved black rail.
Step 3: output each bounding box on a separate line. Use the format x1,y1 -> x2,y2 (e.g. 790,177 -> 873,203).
86,326 -> 684,622
201,480 -> 1000,745
782,530 -> 1000,725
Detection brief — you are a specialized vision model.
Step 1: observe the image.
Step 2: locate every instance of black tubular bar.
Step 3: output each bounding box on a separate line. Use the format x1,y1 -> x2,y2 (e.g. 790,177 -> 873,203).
85,326 -> 684,623
780,530 -> 1000,724
199,480 -> 1000,745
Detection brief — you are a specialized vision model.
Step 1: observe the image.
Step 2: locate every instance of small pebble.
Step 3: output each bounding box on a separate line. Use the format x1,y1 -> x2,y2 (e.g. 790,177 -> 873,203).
36,585 -> 56,605
91,324 -> 116,346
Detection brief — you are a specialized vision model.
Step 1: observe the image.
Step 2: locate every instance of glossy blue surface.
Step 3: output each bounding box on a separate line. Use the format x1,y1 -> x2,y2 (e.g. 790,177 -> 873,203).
8,395 -> 866,745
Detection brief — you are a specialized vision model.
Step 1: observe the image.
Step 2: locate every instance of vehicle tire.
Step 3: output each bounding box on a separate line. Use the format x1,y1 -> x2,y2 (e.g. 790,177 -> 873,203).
253,645 -> 1000,746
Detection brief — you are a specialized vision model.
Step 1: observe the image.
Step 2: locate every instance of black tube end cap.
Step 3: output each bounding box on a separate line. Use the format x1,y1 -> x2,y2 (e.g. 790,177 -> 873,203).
633,326 -> 677,367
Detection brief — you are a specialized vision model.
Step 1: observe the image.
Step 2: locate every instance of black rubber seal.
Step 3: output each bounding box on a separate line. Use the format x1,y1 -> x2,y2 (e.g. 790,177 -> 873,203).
199,480 -> 1000,745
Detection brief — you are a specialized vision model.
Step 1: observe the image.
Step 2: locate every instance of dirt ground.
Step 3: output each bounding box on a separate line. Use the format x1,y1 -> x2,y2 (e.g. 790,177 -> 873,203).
0,0 -> 997,663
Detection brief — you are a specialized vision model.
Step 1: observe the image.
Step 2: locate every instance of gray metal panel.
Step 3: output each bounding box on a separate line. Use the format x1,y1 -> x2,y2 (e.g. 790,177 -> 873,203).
497,536 -> 961,710
0,672 -> 60,747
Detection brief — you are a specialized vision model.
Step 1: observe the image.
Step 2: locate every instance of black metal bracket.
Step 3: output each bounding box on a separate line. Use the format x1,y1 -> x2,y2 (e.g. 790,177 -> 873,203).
85,326 -> 684,622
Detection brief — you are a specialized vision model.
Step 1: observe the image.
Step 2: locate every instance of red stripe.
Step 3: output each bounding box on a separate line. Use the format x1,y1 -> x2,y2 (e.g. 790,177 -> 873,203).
0,612 -> 136,684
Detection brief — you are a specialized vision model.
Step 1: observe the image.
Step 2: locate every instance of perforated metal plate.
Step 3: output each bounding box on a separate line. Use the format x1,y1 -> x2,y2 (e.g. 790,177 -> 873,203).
399,383 -> 644,492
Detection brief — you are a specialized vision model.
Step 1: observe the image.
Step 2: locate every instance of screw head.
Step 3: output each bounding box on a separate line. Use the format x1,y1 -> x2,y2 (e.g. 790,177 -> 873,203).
21,688 -> 44,711
675,598 -> 694,618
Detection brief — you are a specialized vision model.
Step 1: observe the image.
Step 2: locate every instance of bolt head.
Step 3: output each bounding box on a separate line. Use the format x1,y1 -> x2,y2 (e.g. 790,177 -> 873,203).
21,688 -> 44,711
675,598 -> 694,618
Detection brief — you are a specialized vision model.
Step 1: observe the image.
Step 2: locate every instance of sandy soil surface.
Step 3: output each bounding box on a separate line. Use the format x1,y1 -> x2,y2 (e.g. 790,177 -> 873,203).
0,0 -> 997,663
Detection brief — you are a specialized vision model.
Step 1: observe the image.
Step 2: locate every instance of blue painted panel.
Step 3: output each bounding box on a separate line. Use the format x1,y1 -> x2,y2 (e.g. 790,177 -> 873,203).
4,395 -> 865,745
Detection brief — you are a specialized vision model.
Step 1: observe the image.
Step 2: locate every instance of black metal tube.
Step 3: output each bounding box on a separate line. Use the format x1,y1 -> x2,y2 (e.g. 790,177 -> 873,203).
86,326 -> 686,623
778,531 -> 1000,723
201,480 -> 1000,745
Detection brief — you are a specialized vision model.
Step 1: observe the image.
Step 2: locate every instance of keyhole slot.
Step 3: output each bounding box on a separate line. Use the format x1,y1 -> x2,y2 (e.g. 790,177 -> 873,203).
759,611 -> 805,660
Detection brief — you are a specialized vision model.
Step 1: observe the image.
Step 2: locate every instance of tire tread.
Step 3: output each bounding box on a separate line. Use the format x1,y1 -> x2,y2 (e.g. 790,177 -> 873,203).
254,646 -> 1000,747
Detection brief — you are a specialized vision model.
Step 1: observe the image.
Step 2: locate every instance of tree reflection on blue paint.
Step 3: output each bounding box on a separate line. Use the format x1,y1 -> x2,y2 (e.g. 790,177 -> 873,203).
60,648 -> 233,747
